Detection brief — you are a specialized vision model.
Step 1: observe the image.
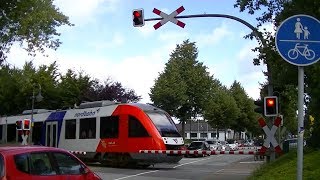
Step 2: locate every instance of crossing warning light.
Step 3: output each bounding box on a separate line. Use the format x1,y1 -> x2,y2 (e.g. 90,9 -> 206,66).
133,9 -> 144,27
23,119 -> 31,130
16,120 -> 22,130
264,96 -> 278,117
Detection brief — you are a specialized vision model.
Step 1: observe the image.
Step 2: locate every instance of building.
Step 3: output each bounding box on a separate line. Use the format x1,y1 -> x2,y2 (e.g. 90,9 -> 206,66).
175,121 -> 236,141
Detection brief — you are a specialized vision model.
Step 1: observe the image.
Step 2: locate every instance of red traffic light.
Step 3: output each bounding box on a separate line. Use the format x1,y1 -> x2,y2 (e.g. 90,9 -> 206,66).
133,11 -> 141,18
264,96 -> 278,116
23,119 -> 31,130
266,98 -> 275,107
132,9 -> 144,27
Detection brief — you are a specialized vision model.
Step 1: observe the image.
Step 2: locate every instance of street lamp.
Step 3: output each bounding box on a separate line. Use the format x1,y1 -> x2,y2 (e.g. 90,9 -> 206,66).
29,83 -> 43,144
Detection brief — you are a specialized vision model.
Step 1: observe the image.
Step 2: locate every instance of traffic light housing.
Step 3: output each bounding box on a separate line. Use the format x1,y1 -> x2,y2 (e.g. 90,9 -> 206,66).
16,120 -> 22,130
23,119 -> 31,130
254,99 -> 264,115
132,9 -> 144,27
264,96 -> 278,117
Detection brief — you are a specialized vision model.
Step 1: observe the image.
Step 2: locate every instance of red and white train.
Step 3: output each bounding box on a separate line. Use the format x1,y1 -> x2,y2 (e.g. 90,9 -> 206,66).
0,101 -> 185,167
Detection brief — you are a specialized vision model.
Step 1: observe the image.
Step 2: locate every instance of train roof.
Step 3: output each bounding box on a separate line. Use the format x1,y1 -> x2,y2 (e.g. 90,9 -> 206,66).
130,103 -> 165,112
0,101 -> 167,122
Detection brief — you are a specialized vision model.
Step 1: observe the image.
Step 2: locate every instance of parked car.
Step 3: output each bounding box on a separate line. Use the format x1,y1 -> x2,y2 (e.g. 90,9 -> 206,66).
205,139 -> 223,151
285,138 -> 306,149
226,140 -> 239,151
244,139 -> 254,147
219,141 -> 230,151
0,145 -> 102,180
185,141 -> 210,157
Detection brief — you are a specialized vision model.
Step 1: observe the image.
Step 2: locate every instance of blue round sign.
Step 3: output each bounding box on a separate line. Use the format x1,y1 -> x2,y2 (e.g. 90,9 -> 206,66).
275,14 -> 320,66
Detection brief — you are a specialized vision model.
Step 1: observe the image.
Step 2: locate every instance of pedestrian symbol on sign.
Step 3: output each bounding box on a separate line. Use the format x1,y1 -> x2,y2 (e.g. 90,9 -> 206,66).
275,14 -> 320,66
294,18 -> 310,40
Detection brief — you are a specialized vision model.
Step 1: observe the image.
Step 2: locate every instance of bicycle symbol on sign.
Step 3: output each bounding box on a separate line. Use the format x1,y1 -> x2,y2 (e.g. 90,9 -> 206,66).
288,43 -> 315,60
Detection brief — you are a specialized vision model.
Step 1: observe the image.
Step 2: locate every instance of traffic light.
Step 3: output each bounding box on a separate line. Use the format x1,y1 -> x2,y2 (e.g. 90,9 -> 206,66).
132,9 -> 144,27
23,119 -> 31,130
254,99 -> 264,115
16,120 -> 22,130
264,96 -> 278,117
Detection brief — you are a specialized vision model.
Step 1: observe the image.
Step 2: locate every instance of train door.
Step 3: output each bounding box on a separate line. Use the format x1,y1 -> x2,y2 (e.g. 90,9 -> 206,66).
45,121 -> 58,147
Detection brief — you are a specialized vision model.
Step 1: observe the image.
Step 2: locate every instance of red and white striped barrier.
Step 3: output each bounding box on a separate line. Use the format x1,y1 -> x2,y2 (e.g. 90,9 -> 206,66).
69,151 -> 87,155
139,150 -> 258,155
152,6 -> 185,30
238,146 -> 261,150
258,117 -> 283,155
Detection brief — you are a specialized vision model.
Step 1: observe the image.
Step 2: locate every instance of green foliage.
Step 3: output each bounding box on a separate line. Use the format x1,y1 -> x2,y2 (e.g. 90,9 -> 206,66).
203,87 -> 240,130
0,0 -> 73,61
234,0 -> 320,136
229,81 -> 257,133
150,39 -> 217,137
0,61 -> 141,116
248,149 -> 320,180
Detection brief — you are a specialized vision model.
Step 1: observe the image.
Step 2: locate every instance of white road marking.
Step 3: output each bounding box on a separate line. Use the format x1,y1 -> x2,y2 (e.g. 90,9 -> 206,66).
215,169 -> 225,173
115,156 -> 217,180
173,156 -> 213,168
114,170 -> 160,180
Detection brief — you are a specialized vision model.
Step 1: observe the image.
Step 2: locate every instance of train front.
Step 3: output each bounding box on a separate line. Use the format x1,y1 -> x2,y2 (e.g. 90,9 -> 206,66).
132,103 -> 185,164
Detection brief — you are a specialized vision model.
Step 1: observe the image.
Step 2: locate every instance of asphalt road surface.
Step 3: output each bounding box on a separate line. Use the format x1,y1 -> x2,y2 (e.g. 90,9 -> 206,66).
88,155 -> 264,180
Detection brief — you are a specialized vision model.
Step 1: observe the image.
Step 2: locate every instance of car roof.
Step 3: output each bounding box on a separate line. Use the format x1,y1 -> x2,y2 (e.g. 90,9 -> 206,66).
0,145 -> 68,155
191,141 -> 206,143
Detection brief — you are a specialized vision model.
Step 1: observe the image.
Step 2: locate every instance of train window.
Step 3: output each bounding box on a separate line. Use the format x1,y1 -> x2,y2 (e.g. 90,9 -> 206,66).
7,124 -> 16,143
128,115 -> 149,137
100,116 -> 119,138
79,118 -> 96,139
65,120 -> 76,139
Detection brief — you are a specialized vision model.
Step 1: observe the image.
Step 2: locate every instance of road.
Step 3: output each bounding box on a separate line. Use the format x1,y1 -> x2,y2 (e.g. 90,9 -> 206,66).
88,155 -> 264,180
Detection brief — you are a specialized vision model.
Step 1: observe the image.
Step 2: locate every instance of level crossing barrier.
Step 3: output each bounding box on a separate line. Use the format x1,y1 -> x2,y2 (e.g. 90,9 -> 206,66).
139,150 -> 258,155
237,146 -> 262,150
69,151 -> 87,155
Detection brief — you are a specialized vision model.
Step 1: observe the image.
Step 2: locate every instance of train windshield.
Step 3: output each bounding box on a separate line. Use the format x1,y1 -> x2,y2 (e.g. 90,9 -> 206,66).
146,112 -> 181,137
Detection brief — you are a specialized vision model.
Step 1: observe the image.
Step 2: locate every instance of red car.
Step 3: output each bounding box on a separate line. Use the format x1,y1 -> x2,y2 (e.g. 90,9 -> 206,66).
0,146 -> 101,180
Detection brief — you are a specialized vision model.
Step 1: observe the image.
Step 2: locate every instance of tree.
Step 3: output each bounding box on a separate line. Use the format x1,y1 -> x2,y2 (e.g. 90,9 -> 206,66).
60,69 -> 96,107
85,78 -> 141,103
0,64 -> 21,115
234,0 -> 320,145
0,0 -> 73,61
229,81 -> 258,137
203,86 -> 240,140
150,40 -> 215,139
0,61 -> 141,116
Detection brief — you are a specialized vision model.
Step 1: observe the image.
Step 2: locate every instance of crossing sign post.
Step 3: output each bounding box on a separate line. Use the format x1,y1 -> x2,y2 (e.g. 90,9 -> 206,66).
152,6 -> 186,30
258,117 -> 282,155
275,14 -> 320,180
275,14 -> 320,66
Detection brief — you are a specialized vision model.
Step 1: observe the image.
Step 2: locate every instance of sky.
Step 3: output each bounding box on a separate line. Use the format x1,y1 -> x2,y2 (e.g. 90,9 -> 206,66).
7,0 -> 271,104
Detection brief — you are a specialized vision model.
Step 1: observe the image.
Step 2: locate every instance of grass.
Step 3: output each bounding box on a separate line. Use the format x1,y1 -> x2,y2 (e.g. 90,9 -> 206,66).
248,148 -> 320,180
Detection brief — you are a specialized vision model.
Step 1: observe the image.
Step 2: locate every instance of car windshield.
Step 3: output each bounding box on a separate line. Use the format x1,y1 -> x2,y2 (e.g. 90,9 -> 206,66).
146,111 -> 181,137
189,142 -> 203,148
